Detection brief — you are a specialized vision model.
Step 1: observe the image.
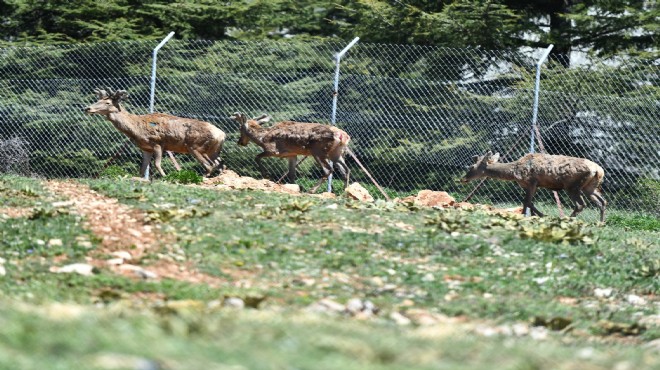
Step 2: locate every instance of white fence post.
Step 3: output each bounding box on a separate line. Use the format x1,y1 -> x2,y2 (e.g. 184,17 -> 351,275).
529,44 -> 554,155
328,37 -> 360,192
144,31 -> 175,179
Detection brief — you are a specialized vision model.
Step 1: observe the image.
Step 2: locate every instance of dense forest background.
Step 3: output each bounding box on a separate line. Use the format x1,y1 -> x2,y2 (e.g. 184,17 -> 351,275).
0,1 -> 658,215
1,0 -> 657,60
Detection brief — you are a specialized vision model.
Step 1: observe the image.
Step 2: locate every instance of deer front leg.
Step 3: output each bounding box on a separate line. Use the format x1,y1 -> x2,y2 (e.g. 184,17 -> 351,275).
153,145 -> 166,177
523,181 -> 543,217
255,152 -> 271,179
140,151 -> 153,179
287,156 -> 298,184
566,188 -> 586,218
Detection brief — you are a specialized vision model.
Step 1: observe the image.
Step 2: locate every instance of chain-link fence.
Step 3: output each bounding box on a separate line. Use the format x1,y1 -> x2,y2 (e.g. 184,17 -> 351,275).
1,39 -> 658,218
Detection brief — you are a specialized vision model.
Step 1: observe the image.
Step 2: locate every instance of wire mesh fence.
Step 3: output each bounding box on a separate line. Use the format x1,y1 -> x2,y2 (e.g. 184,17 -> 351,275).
0,39 -> 658,219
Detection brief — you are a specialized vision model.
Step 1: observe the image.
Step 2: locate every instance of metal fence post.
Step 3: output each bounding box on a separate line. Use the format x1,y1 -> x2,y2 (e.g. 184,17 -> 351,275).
144,31 -> 175,179
328,37 -> 360,192
529,44 -> 554,155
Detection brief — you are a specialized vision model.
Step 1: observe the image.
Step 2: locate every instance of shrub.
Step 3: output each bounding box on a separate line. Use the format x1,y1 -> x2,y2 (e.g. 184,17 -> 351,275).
164,169 -> 203,184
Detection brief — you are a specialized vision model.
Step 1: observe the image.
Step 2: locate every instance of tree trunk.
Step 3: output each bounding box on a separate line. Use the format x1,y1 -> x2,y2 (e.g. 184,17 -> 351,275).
548,0 -> 572,67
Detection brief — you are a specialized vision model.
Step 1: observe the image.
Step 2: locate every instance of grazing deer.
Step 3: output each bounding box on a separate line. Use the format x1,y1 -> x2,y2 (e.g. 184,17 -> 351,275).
85,88 -> 226,178
461,151 -> 607,222
229,112 -> 351,193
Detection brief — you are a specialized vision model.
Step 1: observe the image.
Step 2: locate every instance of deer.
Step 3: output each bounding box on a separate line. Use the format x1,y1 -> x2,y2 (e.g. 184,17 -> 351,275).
84,88 -> 226,178
461,151 -> 607,222
229,112 -> 351,193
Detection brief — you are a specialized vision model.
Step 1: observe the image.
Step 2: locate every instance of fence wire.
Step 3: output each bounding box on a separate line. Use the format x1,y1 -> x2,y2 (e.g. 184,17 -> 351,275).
0,39 -> 658,218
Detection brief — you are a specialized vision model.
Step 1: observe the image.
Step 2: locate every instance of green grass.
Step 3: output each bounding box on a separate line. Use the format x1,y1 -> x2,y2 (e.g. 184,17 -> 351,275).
0,174 -> 658,369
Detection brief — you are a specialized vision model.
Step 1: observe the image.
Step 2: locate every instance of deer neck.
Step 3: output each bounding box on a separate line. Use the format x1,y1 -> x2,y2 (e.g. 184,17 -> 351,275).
484,162 -> 517,182
106,108 -> 143,139
244,123 -> 269,147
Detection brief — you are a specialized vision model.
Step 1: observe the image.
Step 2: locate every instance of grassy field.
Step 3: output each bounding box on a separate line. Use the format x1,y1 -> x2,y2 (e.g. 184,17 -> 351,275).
0,174 -> 658,369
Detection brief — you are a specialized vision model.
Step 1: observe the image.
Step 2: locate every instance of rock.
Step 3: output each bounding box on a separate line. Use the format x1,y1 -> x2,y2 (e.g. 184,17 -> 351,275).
307,298 -> 346,314
50,263 -> 97,276
345,298 -> 364,314
0,265 -> 5,276
453,202 -> 475,209
92,353 -> 160,370
106,258 -> 124,266
345,182 -> 374,202
281,184 -> 301,193
110,251 -> 133,261
644,338 -> 660,352
51,200 -> 75,208
626,294 -> 647,306
421,273 -> 435,282
594,287 -> 614,298
223,297 -> 245,309
47,239 -> 63,247
118,264 -> 158,279
318,192 -> 337,199
414,190 -> 455,207
390,311 -> 412,325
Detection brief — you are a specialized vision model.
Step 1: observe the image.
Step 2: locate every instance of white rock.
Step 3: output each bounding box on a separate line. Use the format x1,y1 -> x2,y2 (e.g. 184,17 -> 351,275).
223,297 -> 245,309
309,299 -> 346,313
421,273 -> 435,282
345,298 -> 364,314
325,203 -> 338,209
529,327 -> 548,340
0,257 -> 5,264
47,239 -> 63,247
594,288 -> 614,298
110,251 -> 133,261
106,258 -> 124,266
390,311 -> 411,325
626,294 -> 647,306
51,263 -> 96,276
118,264 -> 158,279
0,265 -> 5,276
51,200 -> 75,208
533,277 -> 550,285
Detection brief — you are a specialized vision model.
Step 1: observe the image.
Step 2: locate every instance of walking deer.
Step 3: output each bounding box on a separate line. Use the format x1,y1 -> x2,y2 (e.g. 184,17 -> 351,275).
461,151 -> 607,222
85,88 -> 226,178
229,112 -> 351,193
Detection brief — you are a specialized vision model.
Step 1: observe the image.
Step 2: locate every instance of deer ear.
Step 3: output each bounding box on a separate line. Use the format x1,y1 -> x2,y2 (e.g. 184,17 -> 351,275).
256,115 -> 271,124
472,155 -> 480,163
488,152 -> 500,164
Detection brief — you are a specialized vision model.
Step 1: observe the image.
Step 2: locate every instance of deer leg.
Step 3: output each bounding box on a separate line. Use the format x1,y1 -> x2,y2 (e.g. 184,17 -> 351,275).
191,150 -> 213,177
153,146 -> 166,177
566,188 -> 586,218
523,182 -> 543,217
255,152 -> 271,179
586,191 -> 607,222
334,156 -> 350,188
287,156 -> 297,184
308,157 -> 333,194
139,151 -> 153,178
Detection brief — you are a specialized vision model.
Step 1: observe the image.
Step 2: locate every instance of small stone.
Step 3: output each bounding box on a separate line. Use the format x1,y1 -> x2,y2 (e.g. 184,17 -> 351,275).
110,251 -> 133,261
0,257 -> 5,264
309,298 -> 346,313
345,298 -> 364,314
106,258 -> 124,266
626,294 -> 647,306
223,297 -> 245,309
594,287 -> 614,298
51,263 -> 97,276
48,239 -> 63,247
421,273 -> 435,282
0,265 -> 5,276
118,264 -> 158,279
325,203 -> 338,209
390,311 -> 412,325
281,184 -> 301,193
51,200 -> 75,208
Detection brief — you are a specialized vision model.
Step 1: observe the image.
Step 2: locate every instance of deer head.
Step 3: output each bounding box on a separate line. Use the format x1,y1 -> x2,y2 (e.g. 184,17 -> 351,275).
85,87 -> 129,115
461,151 -> 500,183
229,112 -> 271,146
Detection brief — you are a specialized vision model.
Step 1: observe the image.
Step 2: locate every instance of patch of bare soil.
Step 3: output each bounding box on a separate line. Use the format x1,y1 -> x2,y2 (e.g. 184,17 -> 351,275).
0,207 -> 33,218
45,180 -> 223,286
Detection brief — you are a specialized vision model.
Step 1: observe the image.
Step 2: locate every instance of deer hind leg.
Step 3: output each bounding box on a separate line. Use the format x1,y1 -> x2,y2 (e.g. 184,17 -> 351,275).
334,156 -> 350,189
190,149 -> 214,177
139,151 -> 154,178
153,145 -> 166,177
566,188 -> 587,218
308,156 -> 333,194
204,150 -> 224,176
582,177 -> 607,222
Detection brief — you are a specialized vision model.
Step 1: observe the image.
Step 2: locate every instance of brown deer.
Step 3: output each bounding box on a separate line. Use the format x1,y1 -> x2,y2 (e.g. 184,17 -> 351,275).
229,112 -> 351,193
461,151 -> 607,222
85,88 -> 226,178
